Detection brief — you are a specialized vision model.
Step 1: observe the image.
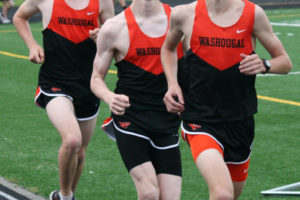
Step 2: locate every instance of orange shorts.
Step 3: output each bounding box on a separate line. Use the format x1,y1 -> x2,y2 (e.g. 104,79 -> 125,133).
184,133 -> 250,182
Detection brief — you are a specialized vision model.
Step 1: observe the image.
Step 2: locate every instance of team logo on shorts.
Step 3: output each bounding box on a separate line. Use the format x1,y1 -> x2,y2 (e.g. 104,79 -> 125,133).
51,87 -> 62,92
118,121 -> 131,129
188,123 -> 201,130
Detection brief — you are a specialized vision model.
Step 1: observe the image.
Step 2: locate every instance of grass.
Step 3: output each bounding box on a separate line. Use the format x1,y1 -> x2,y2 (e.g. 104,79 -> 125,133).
0,7 -> 300,200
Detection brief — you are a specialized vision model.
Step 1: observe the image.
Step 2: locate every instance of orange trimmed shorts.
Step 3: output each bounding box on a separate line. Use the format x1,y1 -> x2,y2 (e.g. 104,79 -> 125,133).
181,118 -> 254,182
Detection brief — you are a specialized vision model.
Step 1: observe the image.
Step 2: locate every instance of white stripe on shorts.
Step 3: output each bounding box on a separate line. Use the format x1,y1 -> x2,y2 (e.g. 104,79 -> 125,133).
113,121 -> 179,150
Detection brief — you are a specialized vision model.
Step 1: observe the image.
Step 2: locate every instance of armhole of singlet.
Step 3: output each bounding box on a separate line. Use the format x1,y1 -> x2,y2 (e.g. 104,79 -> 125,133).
43,0 -> 55,30
189,0 -> 200,50
163,4 -> 171,26
93,0 -> 100,27
241,0 -> 255,51
248,1 -> 255,33
92,0 -> 100,26
249,2 -> 256,51
121,8 -> 133,61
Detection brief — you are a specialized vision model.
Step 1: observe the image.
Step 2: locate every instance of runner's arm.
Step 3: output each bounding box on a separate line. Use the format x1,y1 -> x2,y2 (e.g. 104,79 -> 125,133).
91,19 -> 130,115
13,0 -> 44,64
239,5 -> 292,75
161,7 -> 185,113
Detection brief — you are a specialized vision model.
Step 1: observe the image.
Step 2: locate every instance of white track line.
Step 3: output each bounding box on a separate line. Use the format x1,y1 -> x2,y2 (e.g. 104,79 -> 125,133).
0,191 -> 18,200
271,22 -> 300,27
257,71 -> 300,77
0,177 -> 46,200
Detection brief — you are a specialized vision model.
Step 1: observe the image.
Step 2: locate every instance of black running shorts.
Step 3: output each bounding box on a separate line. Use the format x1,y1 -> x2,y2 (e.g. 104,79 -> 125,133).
113,119 -> 182,176
181,116 -> 255,164
35,85 -> 100,121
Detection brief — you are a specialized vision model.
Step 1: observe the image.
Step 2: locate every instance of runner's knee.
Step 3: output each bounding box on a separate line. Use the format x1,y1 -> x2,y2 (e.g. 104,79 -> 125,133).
138,180 -> 159,200
210,185 -> 234,200
132,172 -> 159,200
62,137 -> 82,154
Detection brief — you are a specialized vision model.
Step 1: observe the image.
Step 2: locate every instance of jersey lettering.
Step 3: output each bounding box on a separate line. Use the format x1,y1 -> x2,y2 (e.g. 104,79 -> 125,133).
199,37 -> 245,48
135,47 -> 160,56
57,17 -> 95,27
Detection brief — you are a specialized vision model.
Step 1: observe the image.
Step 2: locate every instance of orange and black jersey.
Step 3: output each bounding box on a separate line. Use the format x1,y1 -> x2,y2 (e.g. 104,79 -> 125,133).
113,4 -> 184,132
39,0 -> 99,87
182,0 -> 257,123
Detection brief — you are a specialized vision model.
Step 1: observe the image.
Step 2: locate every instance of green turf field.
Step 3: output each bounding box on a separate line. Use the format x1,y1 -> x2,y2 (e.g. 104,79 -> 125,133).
0,8 -> 300,200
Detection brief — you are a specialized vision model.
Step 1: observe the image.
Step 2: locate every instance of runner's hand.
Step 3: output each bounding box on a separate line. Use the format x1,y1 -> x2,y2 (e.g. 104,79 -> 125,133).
239,53 -> 265,75
109,94 -> 130,115
89,28 -> 100,43
163,84 -> 185,114
29,44 -> 44,64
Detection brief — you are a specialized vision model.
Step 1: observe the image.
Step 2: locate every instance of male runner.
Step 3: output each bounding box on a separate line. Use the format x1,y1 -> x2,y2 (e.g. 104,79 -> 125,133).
91,0 -> 184,199
13,0 -> 113,199
161,0 -> 292,199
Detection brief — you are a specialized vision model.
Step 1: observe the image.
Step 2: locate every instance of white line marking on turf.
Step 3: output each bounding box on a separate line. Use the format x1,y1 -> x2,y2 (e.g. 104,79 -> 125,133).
257,71 -> 300,77
271,22 -> 300,27
0,191 -> 18,200
0,177 -> 46,200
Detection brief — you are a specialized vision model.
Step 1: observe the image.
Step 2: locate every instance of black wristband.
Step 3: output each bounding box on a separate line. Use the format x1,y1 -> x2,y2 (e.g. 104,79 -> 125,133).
262,59 -> 271,74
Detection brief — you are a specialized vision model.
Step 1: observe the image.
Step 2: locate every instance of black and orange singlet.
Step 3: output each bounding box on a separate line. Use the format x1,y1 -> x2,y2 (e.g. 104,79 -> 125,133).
39,0 -> 99,86
113,4 -> 183,132
182,0 -> 258,123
